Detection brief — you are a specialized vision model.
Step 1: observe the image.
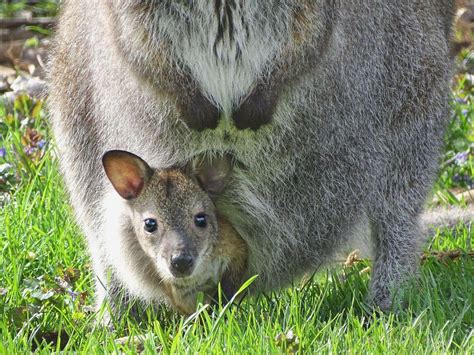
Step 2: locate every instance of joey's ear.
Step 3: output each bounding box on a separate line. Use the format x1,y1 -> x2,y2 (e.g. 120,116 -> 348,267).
190,156 -> 232,199
102,150 -> 153,200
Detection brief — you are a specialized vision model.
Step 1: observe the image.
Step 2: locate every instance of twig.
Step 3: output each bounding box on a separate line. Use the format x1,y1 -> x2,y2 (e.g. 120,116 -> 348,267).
421,250 -> 474,262
0,27 -> 47,42
0,17 -> 56,29
432,189 -> 474,205
339,250 -> 474,266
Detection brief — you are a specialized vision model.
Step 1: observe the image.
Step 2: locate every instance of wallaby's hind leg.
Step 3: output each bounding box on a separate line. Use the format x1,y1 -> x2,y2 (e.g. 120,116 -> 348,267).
367,130 -> 442,310
368,209 -> 422,311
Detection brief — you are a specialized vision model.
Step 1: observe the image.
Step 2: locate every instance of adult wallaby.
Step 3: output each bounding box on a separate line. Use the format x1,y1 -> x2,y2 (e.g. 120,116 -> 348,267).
49,0 -> 461,312
101,150 -> 247,315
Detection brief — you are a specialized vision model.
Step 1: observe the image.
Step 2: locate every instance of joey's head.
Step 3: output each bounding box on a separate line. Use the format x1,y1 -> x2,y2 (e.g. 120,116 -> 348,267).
102,150 -> 231,287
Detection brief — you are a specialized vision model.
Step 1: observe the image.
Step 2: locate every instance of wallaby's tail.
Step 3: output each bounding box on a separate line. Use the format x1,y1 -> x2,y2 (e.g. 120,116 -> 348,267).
421,205 -> 474,236
335,205 -> 473,261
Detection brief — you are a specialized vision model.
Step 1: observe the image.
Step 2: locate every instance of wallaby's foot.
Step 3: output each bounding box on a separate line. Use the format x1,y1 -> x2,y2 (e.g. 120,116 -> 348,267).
368,281 -> 404,312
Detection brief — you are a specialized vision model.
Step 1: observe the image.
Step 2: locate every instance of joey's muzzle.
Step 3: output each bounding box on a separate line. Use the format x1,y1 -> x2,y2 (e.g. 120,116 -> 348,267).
170,253 -> 194,277
161,230 -> 198,278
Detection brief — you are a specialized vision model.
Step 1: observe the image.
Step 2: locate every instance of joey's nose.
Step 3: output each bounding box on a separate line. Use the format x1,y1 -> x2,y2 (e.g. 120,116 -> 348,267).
170,254 -> 194,277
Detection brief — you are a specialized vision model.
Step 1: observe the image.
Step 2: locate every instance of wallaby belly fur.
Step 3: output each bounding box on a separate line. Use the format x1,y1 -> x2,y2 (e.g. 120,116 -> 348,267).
49,0 -> 458,311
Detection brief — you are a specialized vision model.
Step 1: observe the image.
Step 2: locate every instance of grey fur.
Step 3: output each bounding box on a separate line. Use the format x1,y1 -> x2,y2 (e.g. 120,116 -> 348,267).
48,0 -> 462,311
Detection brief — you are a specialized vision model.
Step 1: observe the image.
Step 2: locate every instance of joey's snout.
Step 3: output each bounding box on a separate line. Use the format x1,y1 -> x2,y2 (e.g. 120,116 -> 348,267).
160,231 -> 199,278
170,253 -> 194,277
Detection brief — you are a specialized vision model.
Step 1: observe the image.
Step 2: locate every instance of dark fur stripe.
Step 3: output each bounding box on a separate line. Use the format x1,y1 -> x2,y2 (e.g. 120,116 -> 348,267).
213,0 -> 238,58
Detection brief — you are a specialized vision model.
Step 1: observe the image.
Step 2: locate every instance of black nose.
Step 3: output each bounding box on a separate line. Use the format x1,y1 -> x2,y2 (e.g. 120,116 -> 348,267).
170,254 -> 194,277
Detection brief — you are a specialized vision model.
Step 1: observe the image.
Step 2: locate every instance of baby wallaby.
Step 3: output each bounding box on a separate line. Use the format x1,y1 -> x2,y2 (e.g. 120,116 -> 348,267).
102,150 -> 247,315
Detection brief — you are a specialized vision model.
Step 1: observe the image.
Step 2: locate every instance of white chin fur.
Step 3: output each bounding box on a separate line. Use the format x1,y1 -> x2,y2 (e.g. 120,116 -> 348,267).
156,254 -> 227,289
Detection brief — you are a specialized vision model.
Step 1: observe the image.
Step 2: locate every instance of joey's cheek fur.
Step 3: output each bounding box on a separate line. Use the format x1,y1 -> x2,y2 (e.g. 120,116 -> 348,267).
135,233 -> 161,261
130,217 -> 164,261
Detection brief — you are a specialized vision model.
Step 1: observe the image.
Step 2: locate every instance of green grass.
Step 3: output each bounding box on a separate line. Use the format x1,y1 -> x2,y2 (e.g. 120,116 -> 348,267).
0,57 -> 473,353
0,0 -> 59,19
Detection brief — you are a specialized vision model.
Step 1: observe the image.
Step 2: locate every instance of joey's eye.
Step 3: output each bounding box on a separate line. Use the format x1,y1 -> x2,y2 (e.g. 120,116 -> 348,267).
144,218 -> 158,233
194,213 -> 208,228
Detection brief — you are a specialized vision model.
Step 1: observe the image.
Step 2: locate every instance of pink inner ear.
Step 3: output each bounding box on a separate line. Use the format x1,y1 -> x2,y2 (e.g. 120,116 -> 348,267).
114,173 -> 144,200
104,155 -> 147,200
